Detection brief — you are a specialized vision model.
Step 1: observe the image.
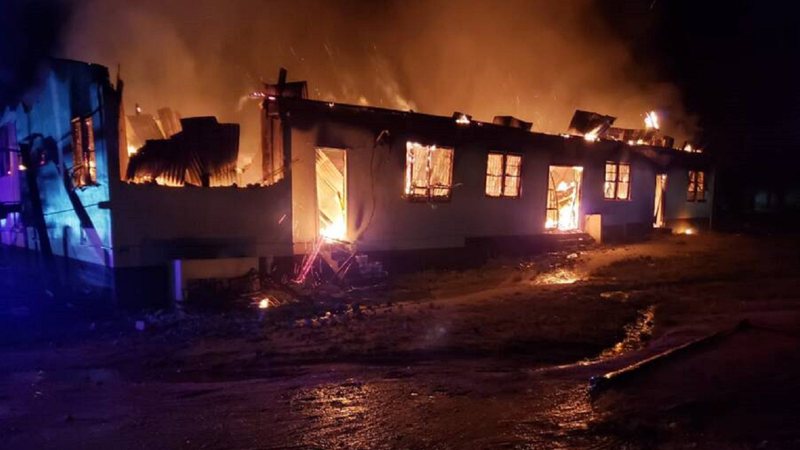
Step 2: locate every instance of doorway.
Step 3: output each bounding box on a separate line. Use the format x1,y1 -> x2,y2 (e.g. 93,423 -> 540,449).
315,147 -> 347,241
546,166 -> 583,232
653,174 -> 667,228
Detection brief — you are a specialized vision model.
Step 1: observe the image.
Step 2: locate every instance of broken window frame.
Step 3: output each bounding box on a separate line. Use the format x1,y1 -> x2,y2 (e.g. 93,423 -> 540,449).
687,170 -> 706,202
0,125 -> 12,177
71,116 -> 97,188
545,165 -> 584,231
485,152 -> 522,198
603,161 -> 631,201
404,142 -> 454,202
0,150 -> 10,177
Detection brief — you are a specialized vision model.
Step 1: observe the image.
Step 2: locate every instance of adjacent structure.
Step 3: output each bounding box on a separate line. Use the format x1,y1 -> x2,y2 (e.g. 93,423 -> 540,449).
0,59 -> 713,304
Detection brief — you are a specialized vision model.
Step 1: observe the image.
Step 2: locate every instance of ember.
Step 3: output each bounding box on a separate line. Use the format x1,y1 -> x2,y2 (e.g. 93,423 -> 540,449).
533,268 -> 581,285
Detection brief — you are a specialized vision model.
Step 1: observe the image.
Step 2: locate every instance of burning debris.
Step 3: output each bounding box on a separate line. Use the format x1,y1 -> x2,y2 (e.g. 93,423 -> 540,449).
126,106 -> 182,154
567,109 -> 678,148
492,115 -> 533,131
453,112 -> 471,125
567,110 -> 616,141
126,116 -> 240,187
533,267 -> 581,285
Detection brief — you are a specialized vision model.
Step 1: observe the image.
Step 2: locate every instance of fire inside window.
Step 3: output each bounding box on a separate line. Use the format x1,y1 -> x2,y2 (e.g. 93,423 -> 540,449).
687,170 -> 706,202
485,153 -> 522,198
404,142 -> 454,201
71,116 -> 97,188
604,161 -> 631,200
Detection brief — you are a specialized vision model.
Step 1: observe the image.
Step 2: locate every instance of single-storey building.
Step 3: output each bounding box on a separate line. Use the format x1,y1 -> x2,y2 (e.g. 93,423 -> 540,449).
0,59 -> 713,305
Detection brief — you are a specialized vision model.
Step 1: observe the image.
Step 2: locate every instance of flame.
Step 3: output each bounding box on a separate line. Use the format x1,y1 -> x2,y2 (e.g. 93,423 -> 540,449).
455,114 -> 470,125
258,298 -> 270,309
127,145 -> 138,156
320,216 -> 346,241
683,143 -> 702,153
583,126 -> 602,142
534,268 -> 581,285
545,166 -> 583,231
644,110 -> 659,130
546,180 -> 580,231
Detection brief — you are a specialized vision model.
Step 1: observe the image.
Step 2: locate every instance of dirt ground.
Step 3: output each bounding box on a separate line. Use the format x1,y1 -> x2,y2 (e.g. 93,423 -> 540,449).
1,233 -> 800,449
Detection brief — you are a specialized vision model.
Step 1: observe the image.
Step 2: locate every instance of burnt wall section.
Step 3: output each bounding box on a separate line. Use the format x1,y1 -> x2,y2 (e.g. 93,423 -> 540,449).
110,181 -> 293,269
278,98 -> 713,253
663,165 -> 714,232
578,147 -> 658,241
0,123 -> 24,246
0,59 -> 121,286
286,104 -> 553,254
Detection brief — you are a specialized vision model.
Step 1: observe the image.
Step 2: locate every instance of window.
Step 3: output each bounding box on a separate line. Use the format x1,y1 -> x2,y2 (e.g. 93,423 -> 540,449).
71,116 -> 97,187
604,161 -> 631,200
486,153 -> 522,198
0,124 -> 12,177
404,142 -> 454,200
687,170 -> 706,202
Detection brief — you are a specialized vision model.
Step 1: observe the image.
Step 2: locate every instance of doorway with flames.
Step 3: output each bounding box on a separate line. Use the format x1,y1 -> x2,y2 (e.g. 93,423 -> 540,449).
545,166 -> 584,232
315,147 -> 347,241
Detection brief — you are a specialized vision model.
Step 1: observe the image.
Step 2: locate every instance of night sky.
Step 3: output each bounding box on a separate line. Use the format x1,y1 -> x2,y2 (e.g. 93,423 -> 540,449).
604,1 -> 800,213
2,0 -> 798,215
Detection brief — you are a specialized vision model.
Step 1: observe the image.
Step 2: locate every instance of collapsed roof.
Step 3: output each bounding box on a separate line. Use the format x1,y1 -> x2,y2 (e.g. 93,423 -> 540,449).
126,117 -> 239,187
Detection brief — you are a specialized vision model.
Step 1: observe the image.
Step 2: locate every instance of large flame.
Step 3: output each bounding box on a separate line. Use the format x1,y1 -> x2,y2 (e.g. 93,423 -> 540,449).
320,216 -> 346,241
644,110 -> 659,130
545,181 -> 580,231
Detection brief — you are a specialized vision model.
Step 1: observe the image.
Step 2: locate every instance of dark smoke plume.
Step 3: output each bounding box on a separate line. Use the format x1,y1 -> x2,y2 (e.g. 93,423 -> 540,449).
0,0 -> 71,110
62,0 -> 696,183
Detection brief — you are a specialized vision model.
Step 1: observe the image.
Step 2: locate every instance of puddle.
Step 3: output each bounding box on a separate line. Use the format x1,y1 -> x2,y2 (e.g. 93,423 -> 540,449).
599,305 -> 655,358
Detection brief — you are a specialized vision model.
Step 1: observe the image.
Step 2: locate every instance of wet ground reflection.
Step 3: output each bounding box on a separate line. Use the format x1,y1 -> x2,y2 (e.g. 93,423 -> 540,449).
274,365 -> 620,449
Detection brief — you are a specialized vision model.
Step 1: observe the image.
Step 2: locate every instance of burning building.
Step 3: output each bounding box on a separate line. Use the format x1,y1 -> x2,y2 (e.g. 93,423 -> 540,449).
0,59 -> 713,305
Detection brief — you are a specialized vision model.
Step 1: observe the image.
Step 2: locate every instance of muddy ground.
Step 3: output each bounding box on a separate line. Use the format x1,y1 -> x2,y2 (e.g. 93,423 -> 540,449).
1,233 -> 800,449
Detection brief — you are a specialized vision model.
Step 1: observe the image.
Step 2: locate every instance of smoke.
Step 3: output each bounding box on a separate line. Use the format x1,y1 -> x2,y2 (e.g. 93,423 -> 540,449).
0,0 -> 71,110
61,0 -> 695,183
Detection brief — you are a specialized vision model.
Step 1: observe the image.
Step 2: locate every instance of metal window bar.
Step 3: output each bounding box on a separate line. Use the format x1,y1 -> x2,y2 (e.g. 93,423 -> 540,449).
504,154 -> 522,197
688,170 -> 698,202
71,118 -> 84,187
83,117 -> 96,185
405,143 -> 453,200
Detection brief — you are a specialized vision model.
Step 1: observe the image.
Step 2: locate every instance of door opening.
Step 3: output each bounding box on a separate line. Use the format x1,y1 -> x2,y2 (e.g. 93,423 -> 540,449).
546,166 -> 583,232
653,174 -> 667,228
315,147 -> 347,241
